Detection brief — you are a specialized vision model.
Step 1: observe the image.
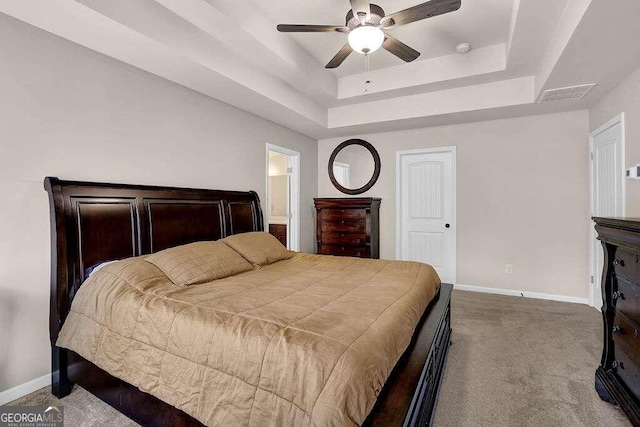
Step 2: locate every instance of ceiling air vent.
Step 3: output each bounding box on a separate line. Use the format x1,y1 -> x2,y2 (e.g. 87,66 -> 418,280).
537,83 -> 596,103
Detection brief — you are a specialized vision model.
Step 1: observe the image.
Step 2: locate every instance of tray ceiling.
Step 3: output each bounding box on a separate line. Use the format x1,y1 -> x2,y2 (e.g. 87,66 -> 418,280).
1,0 -> 640,138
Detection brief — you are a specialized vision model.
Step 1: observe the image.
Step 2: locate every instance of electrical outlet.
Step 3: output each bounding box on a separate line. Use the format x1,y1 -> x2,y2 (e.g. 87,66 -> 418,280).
505,264 -> 513,274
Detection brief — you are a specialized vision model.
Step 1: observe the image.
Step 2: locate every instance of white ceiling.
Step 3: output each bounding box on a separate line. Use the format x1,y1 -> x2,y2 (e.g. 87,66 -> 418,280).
1,0 -> 640,139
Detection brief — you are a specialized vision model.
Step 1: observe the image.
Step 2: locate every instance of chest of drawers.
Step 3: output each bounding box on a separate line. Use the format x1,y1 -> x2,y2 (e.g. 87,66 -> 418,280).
594,217 -> 640,425
314,198 -> 381,259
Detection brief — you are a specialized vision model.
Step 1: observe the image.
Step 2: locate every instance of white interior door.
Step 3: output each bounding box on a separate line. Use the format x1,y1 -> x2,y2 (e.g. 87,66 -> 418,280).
590,115 -> 625,309
397,147 -> 456,283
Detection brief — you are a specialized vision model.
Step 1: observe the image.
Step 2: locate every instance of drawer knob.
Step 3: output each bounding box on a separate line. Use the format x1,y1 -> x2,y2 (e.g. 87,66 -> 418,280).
356,252 -> 361,256
613,258 -> 625,267
613,290 -> 624,300
341,233 -> 344,237
612,360 -> 623,369
341,247 -> 345,251
356,239 -> 361,244
613,325 -> 622,334
341,220 -> 344,224
341,209 -> 344,212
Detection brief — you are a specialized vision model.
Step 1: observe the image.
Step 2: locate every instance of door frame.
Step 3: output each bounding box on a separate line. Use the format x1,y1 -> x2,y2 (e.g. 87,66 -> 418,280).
265,143 -> 300,251
589,113 -> 625,309
396,146 -> 457,284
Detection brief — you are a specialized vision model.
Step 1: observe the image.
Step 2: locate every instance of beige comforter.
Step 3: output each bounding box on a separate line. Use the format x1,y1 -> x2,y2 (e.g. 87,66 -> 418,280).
57,253 -> 440,426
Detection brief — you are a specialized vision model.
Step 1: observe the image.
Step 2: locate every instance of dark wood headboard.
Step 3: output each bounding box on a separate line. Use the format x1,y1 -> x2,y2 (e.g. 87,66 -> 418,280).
44,177 -> 263,348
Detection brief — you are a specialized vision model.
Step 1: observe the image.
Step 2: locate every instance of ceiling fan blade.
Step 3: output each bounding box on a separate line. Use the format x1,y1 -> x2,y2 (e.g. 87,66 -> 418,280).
381,0 -> 461,29
277,24 -> 349,33
382,35 -> 420,62
326,43 -> 353,69
350,0 -> 371,21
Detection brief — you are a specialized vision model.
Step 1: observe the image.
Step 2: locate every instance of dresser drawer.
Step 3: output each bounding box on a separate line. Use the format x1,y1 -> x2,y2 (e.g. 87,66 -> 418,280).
614,276 -> 640,323
614,344 -> 640,398
320,245 -> 369,258
320,219 -> 365,233
319,208 -> 366,220
613,312 -> 640,360
321,232 -> 367,246
614,248 -> 640,283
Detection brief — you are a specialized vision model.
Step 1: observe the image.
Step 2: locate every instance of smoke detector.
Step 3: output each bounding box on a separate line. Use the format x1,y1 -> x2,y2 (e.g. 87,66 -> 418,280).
538,83 -> 596,103
456,43 -> 471,54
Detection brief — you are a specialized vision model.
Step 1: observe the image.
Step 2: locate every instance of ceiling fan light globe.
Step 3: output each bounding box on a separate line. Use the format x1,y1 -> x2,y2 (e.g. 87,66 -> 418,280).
348,26 -> 384,54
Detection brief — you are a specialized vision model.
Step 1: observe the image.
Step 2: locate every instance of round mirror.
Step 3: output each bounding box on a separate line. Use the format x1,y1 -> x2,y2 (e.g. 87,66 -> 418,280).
328,139 -> 381,195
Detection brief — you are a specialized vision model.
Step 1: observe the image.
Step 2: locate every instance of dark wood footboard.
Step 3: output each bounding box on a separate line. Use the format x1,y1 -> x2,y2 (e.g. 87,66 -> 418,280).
364,283 -> 452,426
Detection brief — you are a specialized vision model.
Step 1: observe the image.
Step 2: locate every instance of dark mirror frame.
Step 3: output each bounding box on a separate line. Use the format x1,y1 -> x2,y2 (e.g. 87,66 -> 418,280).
328,139 -> 381,195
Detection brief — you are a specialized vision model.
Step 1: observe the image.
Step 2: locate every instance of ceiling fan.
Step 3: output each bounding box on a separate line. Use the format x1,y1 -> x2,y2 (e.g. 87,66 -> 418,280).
277,0 -> 462,69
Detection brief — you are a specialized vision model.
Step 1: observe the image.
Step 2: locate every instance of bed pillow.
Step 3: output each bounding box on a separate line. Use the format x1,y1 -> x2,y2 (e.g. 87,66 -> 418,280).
221,232 -> 293,266
86,260 -> 120,278
145,241 -> 253,286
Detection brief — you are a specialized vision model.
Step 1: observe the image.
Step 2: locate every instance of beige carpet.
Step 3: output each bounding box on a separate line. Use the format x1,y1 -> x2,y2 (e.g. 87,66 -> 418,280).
5,290 -> 631,426
434,290 -> 630,426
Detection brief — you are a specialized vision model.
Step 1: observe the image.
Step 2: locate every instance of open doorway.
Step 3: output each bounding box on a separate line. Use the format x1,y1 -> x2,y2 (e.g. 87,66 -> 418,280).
265,143 -> 300,251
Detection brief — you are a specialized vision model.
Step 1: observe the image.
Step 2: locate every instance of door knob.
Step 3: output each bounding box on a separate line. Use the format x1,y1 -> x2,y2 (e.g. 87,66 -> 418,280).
445,224 -> 450,228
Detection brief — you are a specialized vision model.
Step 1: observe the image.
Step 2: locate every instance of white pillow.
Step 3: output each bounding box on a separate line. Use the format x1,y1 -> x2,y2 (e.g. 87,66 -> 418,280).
88,260 -> 119,277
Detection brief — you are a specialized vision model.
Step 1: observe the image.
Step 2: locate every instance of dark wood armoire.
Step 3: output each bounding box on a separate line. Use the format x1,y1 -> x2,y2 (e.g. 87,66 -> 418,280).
594,217 -> 640,425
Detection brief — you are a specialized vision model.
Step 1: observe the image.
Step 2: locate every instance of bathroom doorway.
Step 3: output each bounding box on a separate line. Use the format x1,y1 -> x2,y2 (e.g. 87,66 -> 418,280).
265,143 -> 300,251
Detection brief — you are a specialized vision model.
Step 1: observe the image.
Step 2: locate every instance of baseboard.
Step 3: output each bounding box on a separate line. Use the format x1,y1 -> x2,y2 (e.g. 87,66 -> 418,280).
0,374 -> 50,406
454,284 -> 589,305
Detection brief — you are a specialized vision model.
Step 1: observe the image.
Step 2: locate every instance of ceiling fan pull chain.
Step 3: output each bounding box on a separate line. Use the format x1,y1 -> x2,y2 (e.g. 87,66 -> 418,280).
364,53 -> 371,93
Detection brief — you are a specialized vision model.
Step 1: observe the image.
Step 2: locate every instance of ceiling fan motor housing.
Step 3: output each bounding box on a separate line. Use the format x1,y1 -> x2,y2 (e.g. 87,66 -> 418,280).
345,4 -> 385,28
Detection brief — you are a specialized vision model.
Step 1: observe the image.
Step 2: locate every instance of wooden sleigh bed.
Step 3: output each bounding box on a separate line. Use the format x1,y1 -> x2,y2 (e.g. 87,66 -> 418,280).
45,177 -> 452,426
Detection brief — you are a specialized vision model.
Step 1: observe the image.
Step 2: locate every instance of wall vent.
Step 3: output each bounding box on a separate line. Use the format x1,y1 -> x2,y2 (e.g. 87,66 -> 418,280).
537,83 -> 596,103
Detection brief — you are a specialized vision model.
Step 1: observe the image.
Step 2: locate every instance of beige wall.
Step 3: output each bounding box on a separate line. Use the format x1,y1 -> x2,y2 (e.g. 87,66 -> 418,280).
268,176 -> 288,217
590,65 -> 640,216
268,153 -> 288,176
0,16 -> 317,393
319,111 -> 591,299
268,153 -> 289,217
